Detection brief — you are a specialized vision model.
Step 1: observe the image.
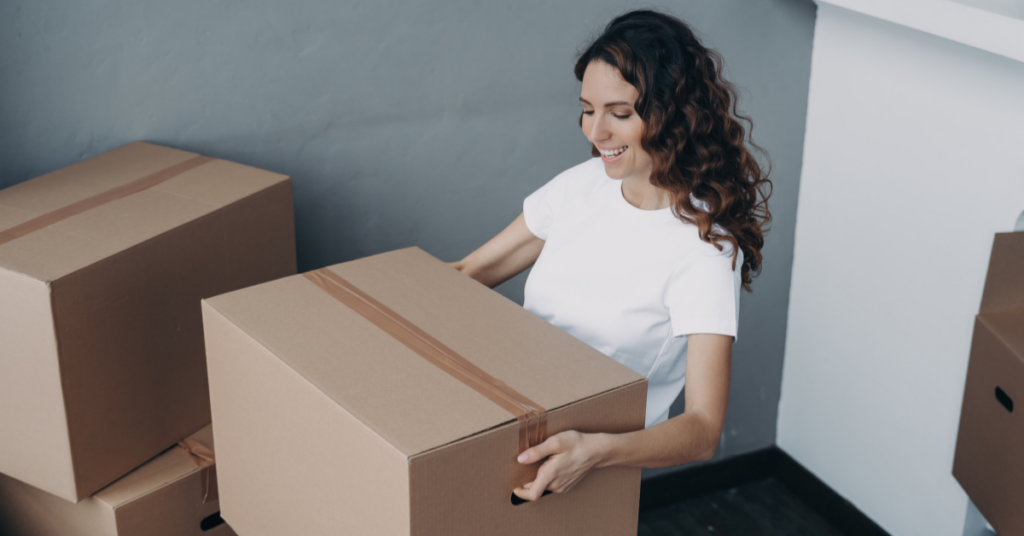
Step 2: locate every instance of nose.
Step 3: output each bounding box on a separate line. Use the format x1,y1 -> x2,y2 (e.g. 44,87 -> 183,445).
585,112 -> 611,144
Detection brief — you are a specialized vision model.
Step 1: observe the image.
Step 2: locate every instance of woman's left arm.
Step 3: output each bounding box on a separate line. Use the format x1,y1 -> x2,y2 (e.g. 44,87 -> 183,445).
512,333 -> 732,501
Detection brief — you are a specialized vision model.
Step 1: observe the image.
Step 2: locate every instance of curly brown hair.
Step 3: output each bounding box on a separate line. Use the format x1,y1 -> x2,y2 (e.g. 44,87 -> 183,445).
575,10 -> 772,292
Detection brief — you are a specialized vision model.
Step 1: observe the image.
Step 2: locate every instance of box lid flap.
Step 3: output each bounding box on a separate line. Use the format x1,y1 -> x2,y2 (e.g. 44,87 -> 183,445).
0,142 -> 289,282
978,309 -> 1024,363
980,232 -> 1024,314
93,424 -> 214,509
205,248 -> 644,457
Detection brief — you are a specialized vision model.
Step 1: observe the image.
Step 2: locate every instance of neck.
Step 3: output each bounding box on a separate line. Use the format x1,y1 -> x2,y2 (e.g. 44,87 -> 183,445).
620,171 -> 672,211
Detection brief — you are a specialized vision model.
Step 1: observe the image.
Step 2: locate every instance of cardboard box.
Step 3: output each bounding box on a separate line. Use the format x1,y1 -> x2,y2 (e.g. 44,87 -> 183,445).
202,247 -> 647,536
953,232 -> 1024,535
0,142 -> 296,502
0,424 -> 236,536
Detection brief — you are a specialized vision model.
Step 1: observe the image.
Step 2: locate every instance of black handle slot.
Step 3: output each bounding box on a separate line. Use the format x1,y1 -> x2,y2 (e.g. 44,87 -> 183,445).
511,490 -> 552,505
996,386 -> 1014,413
200,512 -> 226,531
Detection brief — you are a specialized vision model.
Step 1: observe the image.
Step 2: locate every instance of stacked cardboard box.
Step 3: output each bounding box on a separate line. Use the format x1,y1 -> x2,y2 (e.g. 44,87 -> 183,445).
953,232 -> 1024,535
0,142 -> 296,532
0,425 -> 235,536
202,247 -> 648,536
3,141 -> 649,535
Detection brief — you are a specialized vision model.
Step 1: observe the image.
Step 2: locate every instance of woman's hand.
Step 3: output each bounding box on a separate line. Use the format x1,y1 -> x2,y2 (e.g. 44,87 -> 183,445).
512,430 -> 608,502
447,212 -> 544,289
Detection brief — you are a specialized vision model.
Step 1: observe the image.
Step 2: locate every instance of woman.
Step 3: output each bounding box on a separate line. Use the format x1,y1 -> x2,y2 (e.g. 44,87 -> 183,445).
450,9 -> 771,502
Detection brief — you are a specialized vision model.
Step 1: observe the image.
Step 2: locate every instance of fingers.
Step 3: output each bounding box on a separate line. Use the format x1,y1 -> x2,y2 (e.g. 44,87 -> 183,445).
514,463 -> 558,502
517,435 -> 562,465
511,485 -> 531,501
512,485 -> 553,502
512,431 -> 592,501
550,473 -> 584,494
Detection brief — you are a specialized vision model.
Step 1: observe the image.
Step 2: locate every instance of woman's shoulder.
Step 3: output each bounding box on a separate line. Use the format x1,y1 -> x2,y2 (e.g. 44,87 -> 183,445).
661,211 -> 741,268
667,231 -> 743,283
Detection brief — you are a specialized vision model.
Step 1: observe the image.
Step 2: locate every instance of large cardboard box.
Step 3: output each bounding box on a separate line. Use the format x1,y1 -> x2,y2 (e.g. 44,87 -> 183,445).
0,142 -> 296,502
0,425 -> 235,536
953,232 -> 1024,535
202,247 -> 647,536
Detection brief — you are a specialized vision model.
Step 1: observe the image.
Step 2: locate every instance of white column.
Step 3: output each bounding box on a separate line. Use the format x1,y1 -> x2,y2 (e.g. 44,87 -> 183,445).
777,2 -> 1024,535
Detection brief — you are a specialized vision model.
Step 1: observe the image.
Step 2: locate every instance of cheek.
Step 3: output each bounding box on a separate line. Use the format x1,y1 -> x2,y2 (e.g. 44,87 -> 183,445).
624,120 -> 645,146
624,121 -> 650,160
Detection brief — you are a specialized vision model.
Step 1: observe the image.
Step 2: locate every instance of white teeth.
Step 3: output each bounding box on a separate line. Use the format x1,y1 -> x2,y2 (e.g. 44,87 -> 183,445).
600,146 -> 627,157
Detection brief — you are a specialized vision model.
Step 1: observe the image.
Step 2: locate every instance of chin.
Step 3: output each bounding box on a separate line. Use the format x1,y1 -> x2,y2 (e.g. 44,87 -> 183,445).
602,163 -> 630,179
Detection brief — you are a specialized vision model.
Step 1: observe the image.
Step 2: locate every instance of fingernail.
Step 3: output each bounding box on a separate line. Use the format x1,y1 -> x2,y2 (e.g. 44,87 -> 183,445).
517,453 -> 528,463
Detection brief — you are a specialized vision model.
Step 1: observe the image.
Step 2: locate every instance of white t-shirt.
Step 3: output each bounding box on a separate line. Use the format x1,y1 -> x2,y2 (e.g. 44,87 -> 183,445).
522,158 -> 742,429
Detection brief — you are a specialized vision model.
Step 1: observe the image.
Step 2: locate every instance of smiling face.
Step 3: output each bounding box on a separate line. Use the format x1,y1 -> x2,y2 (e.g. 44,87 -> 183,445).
580,60 -> 653,182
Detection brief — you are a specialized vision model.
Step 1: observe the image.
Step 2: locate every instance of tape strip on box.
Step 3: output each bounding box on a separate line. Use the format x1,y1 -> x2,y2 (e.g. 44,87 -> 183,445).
303,268 -> 548,452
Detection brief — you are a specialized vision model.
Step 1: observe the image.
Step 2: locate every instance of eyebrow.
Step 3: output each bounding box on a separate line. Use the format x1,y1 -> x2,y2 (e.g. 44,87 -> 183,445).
579,98 -> 632,107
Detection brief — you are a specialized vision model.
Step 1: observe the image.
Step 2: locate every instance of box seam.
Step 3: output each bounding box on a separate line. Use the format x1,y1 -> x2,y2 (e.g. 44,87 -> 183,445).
408,378 -> 647,460
0,264 -> 47,284
98,457 -> 203,509
46,279 -> 82,501
25,176 -> 292,284
977,308 -> 1024,362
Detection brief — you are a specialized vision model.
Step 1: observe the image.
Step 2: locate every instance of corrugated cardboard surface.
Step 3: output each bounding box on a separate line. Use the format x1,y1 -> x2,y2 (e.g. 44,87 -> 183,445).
953,311 -> 1024,536
0,424 -> 236,536
0,269 -> 73,498
979,233 -> 1024,314
204,247 -> 646,535
0,141 -> 297,501
953,232 -> 1024,536
408,382 -> 646,536
0,142 -> 284,282
204,304 -> 412,536
206,247 -> 641,456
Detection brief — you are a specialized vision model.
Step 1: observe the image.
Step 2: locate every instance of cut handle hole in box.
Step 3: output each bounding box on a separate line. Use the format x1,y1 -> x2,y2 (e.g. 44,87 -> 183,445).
511,490 -> 552,505
995,386 -> 1013,413
200,512 -> 226,531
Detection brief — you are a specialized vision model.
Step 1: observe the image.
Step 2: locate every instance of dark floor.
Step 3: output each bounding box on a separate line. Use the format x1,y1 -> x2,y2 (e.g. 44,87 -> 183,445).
638,478 -> 846,536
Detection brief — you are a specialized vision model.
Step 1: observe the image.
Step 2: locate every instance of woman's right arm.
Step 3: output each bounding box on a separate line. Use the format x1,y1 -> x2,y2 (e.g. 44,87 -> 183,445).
448,212 -> 544,289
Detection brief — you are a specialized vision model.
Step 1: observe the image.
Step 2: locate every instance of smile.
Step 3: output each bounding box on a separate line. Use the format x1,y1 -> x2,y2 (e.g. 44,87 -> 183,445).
599,146 -> 627,163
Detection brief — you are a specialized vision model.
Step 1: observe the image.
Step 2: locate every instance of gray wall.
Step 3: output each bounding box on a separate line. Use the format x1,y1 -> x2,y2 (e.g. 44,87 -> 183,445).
0,0 -> 816,473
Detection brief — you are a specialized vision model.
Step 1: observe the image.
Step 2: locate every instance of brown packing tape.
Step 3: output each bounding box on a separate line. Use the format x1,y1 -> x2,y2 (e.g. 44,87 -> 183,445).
0,155 -> 214,246
303,269 -> 549,453
178,437 -> 218,504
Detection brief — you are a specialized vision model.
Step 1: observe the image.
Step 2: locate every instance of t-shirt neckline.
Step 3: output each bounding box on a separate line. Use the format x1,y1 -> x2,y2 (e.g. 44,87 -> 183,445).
609,177 -> 674,217
598,160 -> 710,219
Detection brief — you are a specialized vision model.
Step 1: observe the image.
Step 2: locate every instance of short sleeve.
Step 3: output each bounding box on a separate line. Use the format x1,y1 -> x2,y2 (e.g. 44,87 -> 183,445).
522,171 -> 571,240
664,243 -> 743,340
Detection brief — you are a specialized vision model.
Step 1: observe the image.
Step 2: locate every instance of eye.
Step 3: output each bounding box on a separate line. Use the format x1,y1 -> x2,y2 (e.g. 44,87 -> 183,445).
582,110 -> 594,116
613,113 -> 631,120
